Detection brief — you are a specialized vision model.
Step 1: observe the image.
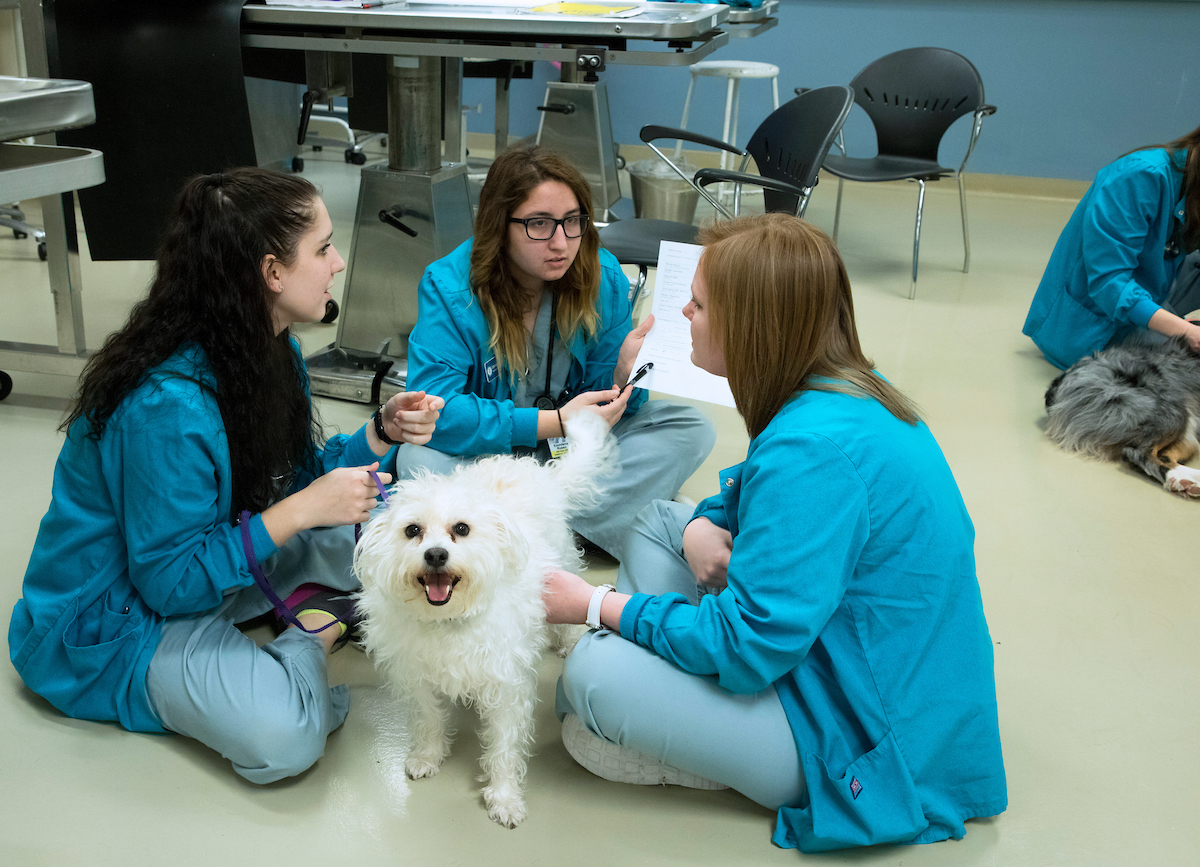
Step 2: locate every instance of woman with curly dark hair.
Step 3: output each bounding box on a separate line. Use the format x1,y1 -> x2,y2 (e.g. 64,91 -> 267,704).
9,167 -> 442,783
1024,122 -> 1200,369
396,146 -> 714,560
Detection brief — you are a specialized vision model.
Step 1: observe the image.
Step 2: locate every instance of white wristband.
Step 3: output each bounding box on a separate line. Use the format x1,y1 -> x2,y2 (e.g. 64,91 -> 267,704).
585,583 -> 615,631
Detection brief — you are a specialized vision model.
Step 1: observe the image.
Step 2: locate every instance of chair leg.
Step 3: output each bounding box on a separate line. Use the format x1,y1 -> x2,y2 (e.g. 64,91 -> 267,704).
910,179 -> 926,300
721,77 -> 735,171
796,188 -> 812,220
958,172 -> 971,273
832,177 -> 844,243
631,265 -> 649,309
677,75 -> 696,160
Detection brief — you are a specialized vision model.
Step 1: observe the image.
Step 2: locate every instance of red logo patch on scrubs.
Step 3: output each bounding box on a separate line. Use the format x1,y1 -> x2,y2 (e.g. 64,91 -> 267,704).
850,777 -> 863,800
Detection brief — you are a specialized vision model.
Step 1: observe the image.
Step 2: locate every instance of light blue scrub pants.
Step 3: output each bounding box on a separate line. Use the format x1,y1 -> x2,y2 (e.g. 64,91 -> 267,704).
145,525 -> 360,784
555,500 -> 807,810
393,400 -> 715,562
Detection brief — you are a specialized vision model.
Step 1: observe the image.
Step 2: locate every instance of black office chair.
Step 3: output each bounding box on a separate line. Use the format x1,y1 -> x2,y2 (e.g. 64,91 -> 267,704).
599,84 -> 854,302
820,47 -> 996,299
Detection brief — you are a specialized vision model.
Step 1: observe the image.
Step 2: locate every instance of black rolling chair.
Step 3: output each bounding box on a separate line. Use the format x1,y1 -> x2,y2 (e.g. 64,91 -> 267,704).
820,47 -> 996,299
599,84 -> 854,302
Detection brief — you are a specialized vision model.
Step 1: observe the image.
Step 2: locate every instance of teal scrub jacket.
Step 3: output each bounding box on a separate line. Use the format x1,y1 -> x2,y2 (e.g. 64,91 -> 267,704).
8,342 -> 380,733
405,238 -> 645,455
1023,147 -> 1187,369
620,386 -> 1008,852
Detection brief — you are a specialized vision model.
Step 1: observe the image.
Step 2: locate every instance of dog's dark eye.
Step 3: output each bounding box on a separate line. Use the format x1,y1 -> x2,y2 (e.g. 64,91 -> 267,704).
452,522 -> 469,537
405,524 -> 421,539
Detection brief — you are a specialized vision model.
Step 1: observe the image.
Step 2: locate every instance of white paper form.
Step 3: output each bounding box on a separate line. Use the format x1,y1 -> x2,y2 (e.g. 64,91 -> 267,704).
631,241 -> 736,408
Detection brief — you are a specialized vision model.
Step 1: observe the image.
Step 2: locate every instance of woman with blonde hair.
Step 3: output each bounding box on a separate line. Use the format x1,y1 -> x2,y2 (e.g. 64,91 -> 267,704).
544,213 -> 1007,852
396,146 -> 714,559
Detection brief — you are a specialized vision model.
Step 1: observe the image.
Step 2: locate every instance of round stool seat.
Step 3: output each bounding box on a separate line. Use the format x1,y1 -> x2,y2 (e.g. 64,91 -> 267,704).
678,59 -> 781,178
689,60 -> 780,80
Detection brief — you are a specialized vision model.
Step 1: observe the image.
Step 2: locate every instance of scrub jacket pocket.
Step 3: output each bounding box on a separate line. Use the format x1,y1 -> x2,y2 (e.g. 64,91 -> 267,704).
62,587 -> 146,680
777,730 -> 928,853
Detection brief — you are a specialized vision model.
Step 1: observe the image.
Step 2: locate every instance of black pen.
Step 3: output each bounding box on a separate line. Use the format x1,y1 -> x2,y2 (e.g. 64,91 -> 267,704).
621,361 -> 654,394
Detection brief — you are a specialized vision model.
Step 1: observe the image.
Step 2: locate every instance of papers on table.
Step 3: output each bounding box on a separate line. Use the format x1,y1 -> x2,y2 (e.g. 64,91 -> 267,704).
631,241 -> 736,408
261,0 -> 407,8
525,3 -> 643,17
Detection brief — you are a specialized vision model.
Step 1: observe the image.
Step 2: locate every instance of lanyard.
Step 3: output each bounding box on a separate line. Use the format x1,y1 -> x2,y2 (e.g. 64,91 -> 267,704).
534,291 -> 560,410
238,468 -> 389,634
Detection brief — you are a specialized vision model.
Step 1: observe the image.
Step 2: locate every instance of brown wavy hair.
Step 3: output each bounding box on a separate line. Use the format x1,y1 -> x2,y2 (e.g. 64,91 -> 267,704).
1146,123 -> 1200,253
697,214 -> 919,438
470,146 -> 601,380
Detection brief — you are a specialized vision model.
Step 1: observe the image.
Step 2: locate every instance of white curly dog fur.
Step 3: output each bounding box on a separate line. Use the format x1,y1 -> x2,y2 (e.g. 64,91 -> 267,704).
353,412 -> 616,828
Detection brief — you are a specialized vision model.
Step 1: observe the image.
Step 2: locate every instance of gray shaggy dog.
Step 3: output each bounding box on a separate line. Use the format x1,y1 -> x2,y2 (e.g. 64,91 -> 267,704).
1044,335 -> 1200,497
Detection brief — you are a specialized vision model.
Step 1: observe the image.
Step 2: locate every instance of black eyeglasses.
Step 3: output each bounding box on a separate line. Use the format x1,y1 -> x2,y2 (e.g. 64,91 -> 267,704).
508,214 -> 590,241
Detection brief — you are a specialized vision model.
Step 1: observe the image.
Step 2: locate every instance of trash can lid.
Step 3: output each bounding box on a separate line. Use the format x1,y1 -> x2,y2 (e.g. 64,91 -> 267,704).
627,158 -> 698,179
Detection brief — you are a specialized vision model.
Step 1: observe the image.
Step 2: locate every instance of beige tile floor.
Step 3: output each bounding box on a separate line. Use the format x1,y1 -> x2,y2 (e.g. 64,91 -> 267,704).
1,151 -> 1198,866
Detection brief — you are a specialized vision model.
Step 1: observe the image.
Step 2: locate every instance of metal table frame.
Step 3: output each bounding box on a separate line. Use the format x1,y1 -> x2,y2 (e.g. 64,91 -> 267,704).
242,1 -> 753,403
0,0 -> 104,392
2,0 -> 778,398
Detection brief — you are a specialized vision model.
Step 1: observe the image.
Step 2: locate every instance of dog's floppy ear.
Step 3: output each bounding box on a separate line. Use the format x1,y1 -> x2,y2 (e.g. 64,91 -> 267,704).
353,505 -> 411,591
483,502 -> 529,567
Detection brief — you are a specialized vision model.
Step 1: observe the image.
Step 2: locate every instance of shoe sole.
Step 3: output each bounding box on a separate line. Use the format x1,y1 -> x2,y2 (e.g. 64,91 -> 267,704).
561,713 -> 728,790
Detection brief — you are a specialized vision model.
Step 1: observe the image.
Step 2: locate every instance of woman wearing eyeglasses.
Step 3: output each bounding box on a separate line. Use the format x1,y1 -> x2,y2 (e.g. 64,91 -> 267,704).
396,146 -> 714,560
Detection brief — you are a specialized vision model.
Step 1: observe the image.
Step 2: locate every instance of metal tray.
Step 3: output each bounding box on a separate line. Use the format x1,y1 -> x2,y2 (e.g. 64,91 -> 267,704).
0,141 -> 105,205
243,1 -> 730,41
0,75 -> 96,142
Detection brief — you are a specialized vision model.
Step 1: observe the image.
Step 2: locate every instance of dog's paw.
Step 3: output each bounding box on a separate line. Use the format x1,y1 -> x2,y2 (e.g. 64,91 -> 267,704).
1165,466 -> 1200,498
405,753 -> 445,779
483,785 -> 527,829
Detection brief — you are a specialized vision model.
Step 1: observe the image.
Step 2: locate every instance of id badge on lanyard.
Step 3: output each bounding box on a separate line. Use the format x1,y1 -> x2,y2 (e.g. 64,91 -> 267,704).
535,291 -> 569,459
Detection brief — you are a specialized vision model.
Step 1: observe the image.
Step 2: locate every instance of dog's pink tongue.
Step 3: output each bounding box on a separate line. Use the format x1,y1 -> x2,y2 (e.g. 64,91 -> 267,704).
425,574 -> 453,603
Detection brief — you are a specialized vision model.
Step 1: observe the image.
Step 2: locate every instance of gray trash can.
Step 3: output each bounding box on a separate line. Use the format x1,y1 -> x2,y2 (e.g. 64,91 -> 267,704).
627,158 -> 700,224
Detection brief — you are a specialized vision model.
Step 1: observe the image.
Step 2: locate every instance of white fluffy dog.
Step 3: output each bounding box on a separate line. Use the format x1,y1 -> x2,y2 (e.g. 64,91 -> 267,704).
353,411 -> 616,828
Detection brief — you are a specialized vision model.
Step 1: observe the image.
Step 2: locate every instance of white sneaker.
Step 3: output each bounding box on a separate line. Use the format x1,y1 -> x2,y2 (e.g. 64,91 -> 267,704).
560,713 -> 728,790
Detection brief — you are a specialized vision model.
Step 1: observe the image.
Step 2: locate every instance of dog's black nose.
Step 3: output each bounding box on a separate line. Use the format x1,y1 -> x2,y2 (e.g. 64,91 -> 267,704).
424,547 -> 449,569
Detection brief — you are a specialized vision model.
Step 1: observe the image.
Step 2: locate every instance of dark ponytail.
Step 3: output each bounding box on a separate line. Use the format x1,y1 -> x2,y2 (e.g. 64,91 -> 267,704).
63,168 -> 325,514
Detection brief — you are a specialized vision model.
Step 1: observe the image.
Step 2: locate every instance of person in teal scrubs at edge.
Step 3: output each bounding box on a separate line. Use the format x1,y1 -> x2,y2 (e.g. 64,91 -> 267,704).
1024,123 -> 1200,369
543,213 -> 1007,853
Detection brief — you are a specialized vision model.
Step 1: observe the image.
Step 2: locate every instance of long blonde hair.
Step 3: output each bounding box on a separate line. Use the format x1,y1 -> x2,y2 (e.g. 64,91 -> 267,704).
470,146 -> 601,380
697,214 -> 919,438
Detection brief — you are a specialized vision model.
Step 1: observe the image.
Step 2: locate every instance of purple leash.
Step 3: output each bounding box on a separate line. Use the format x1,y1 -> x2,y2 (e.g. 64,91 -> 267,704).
355,469 -> 391,542
239,468 -> 390,635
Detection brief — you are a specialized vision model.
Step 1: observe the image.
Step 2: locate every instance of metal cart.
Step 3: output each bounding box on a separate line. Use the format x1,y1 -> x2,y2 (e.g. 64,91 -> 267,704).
0,73 -> 104,401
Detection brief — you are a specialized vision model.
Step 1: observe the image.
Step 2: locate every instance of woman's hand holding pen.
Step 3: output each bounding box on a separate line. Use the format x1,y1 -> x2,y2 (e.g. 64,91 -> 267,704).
561,387 -> 630,430
558,359 -> 652,432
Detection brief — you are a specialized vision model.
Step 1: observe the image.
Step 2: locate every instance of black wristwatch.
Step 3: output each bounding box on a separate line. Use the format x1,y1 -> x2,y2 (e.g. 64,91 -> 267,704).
373,403 -> 401,446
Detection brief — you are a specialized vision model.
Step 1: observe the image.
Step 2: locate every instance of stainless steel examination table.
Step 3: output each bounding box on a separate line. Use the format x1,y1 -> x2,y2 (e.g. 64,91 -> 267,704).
0,74 -> 103,400
241,0 -> 776,403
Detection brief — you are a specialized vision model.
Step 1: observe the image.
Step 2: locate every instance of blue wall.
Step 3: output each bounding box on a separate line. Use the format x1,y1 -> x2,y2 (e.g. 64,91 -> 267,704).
463,0 -> 1200,181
